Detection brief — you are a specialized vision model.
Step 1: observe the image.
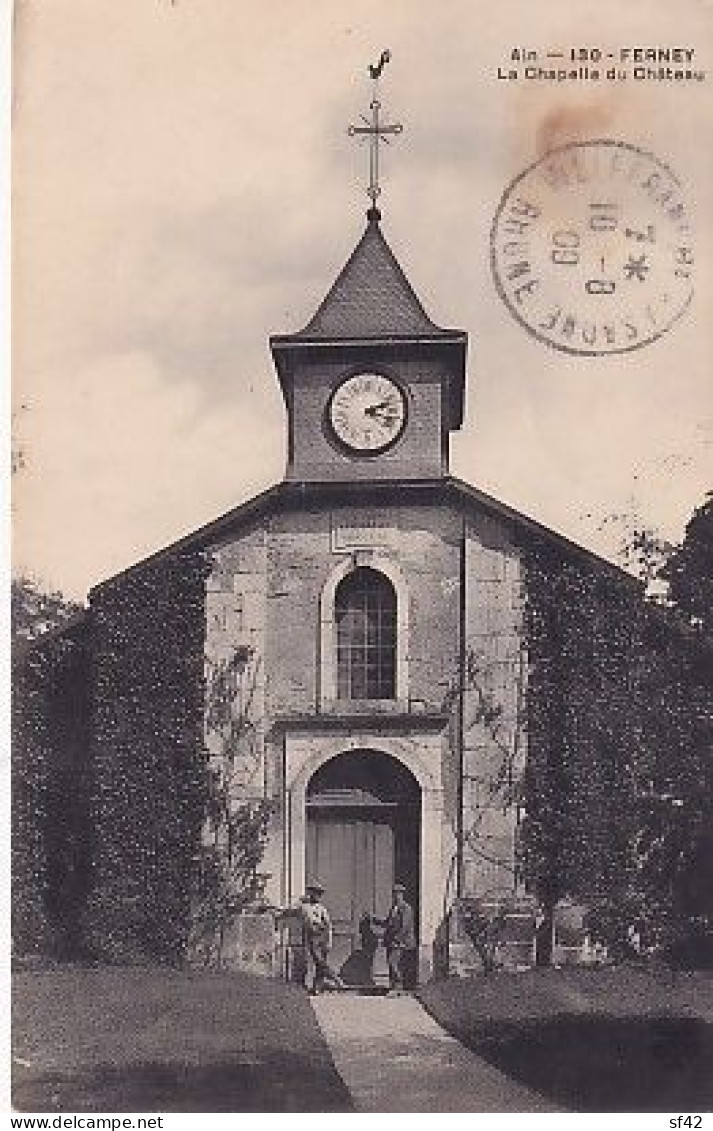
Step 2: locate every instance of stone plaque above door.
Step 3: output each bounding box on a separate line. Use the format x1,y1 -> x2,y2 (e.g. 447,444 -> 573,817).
331,509 -> 399,552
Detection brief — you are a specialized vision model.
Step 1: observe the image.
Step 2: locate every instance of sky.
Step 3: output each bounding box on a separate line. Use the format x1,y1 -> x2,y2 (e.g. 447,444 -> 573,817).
12,0 -> 712,600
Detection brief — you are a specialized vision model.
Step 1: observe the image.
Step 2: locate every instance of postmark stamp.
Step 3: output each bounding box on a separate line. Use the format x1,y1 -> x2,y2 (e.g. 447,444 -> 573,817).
490,140 -> 694,355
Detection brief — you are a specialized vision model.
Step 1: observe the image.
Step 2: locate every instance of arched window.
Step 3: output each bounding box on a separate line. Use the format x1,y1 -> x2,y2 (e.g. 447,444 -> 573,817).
335,567 -> 397,700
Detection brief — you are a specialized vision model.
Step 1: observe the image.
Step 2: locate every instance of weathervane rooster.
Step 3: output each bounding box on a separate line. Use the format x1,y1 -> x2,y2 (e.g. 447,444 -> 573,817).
369,49 -> 391,80
348,49 -> 402,218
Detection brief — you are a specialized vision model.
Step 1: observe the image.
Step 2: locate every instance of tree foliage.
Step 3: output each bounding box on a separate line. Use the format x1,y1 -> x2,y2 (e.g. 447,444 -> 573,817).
12,575 -> 89,959
629,497 -> 713,954
520,494 -> 713,961
660,493 -> 713,641
12,618 -> 91,958
12,576 -> 84,644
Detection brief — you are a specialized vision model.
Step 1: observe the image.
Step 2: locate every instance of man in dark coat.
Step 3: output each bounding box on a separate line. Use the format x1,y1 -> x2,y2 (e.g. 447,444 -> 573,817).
378,883 -> 416,991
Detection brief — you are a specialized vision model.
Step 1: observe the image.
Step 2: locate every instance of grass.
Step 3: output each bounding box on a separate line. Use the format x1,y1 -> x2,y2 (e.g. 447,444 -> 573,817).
12,964 -> 354,1112
419,965 -> 713,1112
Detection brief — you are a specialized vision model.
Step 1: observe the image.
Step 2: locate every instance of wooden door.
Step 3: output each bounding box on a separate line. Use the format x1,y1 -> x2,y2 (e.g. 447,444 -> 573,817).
306,808 -> 395,976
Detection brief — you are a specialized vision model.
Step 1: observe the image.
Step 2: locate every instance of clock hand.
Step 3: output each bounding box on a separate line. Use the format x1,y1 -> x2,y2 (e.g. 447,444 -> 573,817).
364,400 -> 397,417
365,409 -> 398,428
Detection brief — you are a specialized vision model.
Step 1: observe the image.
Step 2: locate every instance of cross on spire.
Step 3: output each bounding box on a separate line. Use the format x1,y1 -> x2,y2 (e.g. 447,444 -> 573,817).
348,50 -> 403,221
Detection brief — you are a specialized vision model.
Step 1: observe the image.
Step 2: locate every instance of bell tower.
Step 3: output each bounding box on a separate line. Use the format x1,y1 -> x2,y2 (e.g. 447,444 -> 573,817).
269,55 -> 468,484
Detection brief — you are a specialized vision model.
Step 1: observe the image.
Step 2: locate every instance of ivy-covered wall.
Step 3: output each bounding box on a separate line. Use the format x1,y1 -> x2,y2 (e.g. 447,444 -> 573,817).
83,551 -> 209,963
12,620 -> 91,958
522,542 -> 646,956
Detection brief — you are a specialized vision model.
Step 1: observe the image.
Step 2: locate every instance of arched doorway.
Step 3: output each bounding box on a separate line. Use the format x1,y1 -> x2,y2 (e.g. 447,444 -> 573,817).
305,749 -> 420,982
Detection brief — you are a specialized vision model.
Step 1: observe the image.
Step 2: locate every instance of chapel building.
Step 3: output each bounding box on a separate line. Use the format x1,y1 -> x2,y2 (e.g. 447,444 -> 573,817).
82,204 -> 633,979
14,101 -> 642,980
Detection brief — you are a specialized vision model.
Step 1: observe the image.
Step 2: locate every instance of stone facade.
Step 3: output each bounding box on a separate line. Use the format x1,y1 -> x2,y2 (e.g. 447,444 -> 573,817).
205,525 -> 268,799
462,513 -> 527,899
203,490 -> 527,978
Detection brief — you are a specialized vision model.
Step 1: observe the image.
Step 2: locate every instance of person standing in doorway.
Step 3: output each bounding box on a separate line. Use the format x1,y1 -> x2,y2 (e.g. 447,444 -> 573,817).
377,883 -> 416,992
299,879 -> 345,994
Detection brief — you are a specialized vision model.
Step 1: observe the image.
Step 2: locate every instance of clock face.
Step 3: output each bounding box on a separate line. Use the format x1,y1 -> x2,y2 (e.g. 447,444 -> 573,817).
328,373 -> 407,453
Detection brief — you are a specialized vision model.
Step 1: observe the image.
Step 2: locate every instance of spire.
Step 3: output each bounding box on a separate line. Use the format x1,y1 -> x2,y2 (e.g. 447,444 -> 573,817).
269,59 -> 468,431
295,218 -> 445,339
277,52 -> 457,339
348,50 -> 402,220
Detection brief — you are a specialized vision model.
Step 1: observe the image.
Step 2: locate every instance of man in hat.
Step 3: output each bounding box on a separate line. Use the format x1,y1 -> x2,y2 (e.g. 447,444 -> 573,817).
375,883 -> 416,992
299,879 -> 344,994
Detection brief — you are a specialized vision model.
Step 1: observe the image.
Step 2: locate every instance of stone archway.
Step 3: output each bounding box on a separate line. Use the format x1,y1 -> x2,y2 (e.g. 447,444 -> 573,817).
284,726 -> 446,982
305,749 -> 421,985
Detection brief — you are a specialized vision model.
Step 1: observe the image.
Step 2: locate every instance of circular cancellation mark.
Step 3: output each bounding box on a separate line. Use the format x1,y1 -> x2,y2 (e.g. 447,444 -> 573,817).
490,140 -> 695,356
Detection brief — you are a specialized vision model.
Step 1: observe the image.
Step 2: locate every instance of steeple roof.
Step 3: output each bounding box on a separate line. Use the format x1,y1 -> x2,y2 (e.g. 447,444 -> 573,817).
273,212 -> 464,344
297,212 -> 454,340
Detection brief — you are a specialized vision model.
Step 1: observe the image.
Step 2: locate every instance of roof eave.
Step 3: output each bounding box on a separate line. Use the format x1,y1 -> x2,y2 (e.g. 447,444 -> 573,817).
445,477 -> 641,588
269,329 -> 467,351
89,482 -> 289,598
